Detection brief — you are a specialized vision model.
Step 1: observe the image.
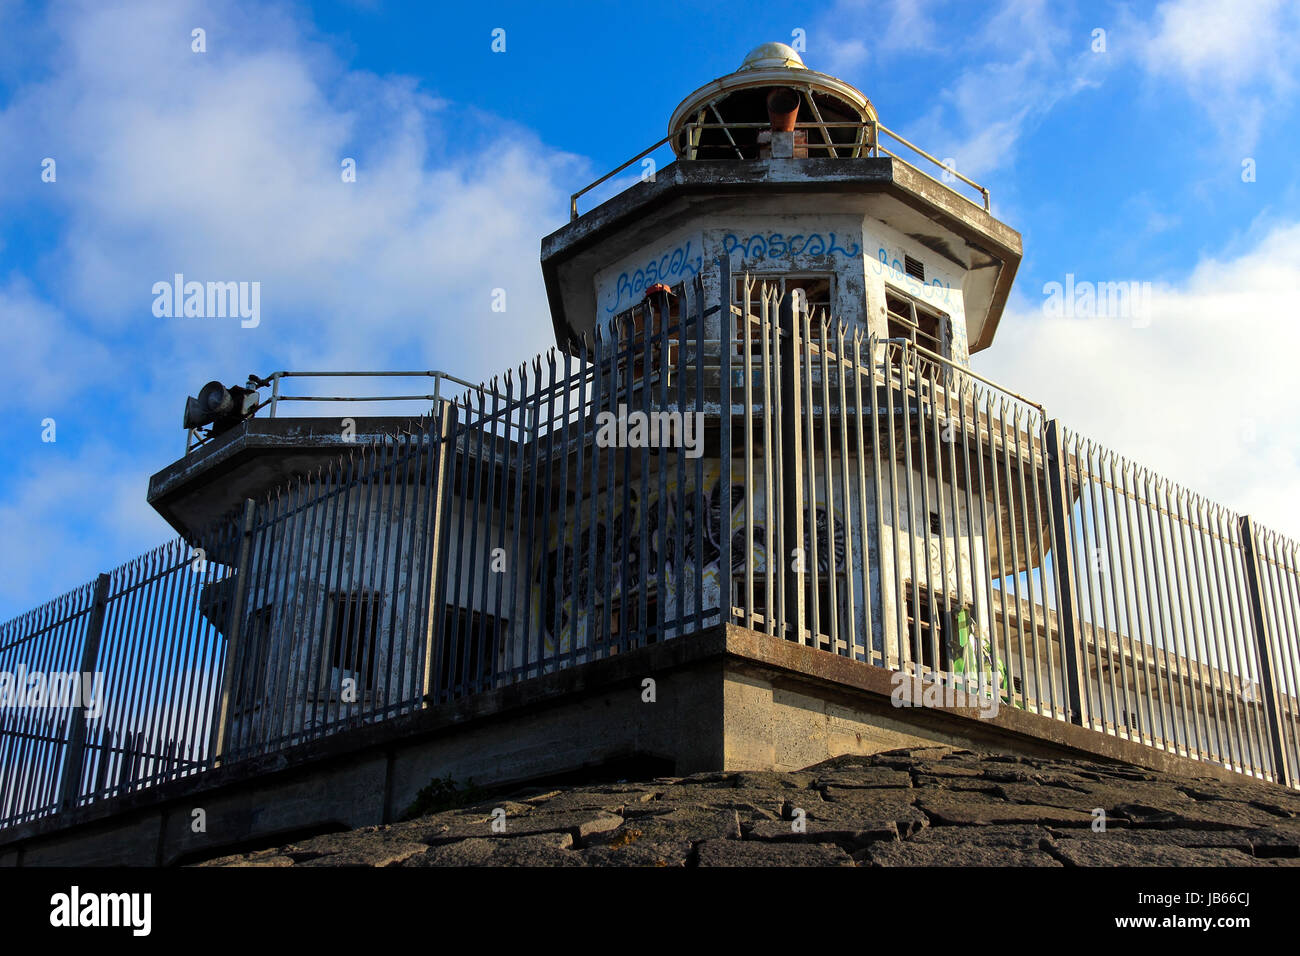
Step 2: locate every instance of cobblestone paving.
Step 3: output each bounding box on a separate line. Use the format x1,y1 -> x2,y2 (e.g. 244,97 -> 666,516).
194,746 -> 1300,867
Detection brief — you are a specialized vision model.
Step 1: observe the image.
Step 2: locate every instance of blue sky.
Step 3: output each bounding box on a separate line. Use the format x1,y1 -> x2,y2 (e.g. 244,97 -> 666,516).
1,0 -> 1299,620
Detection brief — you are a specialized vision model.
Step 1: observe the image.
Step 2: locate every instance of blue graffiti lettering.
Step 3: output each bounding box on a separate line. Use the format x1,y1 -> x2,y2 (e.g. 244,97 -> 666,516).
722,231 -> 862,260
606,241 -> 702,314
876,246 -> 952,306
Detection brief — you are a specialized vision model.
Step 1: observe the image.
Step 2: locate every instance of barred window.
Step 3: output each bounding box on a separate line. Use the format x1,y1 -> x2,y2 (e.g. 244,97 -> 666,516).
885,287 -> 947,357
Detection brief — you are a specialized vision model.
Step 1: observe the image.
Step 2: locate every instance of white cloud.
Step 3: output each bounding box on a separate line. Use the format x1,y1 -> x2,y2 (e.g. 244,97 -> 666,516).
819,0 -> 945,75
977,221 -> 1300,538
0,442 -> 167,615
0,0 -> 586,618
1137,0 -> 1300,148
0,1 -> 581,376
814,0 -> 1108,183
814,0 -> 1299,183
0,279 -> 115,412
1142,0 -> 1299,91
912,2 -> 1107,180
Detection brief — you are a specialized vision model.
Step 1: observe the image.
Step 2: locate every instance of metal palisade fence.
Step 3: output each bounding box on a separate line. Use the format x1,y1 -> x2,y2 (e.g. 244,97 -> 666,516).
0,535 -> 236,827
2,265 -> 1299,831
728,275 -> 1298,786
0,273 -> 723,829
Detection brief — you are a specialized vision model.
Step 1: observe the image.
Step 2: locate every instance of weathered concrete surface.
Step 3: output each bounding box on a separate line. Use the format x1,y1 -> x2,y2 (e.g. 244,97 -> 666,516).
541,157 -> 1021,355
148,415 -> 422,540
194,746 -> 1300,867
4,624 -> 1283,866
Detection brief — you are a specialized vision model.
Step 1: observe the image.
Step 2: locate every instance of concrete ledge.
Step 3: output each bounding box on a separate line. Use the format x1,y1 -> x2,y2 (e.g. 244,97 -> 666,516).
0,629 -> 729,864
0,623 -> 1278,864
148,415 -> 423,538
541,157 -> 1023,351
717,625 -> 1269,786
545,159 -> 1020,261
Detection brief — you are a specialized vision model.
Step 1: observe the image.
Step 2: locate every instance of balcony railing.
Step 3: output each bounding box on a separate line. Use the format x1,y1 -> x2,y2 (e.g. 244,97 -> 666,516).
569,119 -> 991,220
184,369 -> 481,454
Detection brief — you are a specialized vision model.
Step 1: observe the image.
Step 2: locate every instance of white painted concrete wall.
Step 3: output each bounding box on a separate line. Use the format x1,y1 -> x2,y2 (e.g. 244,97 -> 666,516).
592,211 -> 973,367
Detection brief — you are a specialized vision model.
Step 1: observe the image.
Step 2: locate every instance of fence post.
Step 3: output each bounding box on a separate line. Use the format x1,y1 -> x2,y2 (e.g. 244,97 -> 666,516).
779,282 -> 806,641
1238,515 -> 1292,787
57,572 -> 111,812
1044,420 -> 1085,725
717,256 -> 733,626
210,499 -> 257,766
421,400 -> 456,704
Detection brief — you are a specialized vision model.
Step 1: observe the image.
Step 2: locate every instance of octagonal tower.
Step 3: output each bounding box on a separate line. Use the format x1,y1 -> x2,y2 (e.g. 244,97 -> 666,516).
543,42 -> 1021,365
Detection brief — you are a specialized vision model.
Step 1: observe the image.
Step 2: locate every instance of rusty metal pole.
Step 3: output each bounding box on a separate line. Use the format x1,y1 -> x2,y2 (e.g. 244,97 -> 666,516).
210,499 -> 257,766
1239,515 -> 1293,787
780,286 -> 806,641
57,572 -> 111,812
1045,420 -> 1085,725
421,401 -> 456,704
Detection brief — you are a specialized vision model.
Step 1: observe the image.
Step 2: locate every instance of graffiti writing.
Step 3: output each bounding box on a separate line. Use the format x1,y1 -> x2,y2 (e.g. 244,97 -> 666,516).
870,246 -> 952,306
604,241 -> 703,314
722,232 -> 861,260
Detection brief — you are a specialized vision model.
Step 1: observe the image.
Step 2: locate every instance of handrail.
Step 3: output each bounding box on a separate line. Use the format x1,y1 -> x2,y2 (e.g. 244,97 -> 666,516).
258,369 -> 480,418
568,119 -> 991,220
184,369 -> 481,454
873,120 -> 990,211
880,337 -> 1045,414
569,132 -> 675,220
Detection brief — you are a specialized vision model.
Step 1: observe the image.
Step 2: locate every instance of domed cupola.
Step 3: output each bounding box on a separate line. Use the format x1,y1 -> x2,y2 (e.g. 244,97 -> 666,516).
668,42 -> 878,160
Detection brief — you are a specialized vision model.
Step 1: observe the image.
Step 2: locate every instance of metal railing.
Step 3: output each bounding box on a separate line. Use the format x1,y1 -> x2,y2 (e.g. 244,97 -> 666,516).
185,370 -> 481,454
871,121 -> 990,211
570,119 -> 991,219
0,276 -> 723,829
726,277 -> 1296,784
4,266 -> 1299,831
0,537 -> 234,826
